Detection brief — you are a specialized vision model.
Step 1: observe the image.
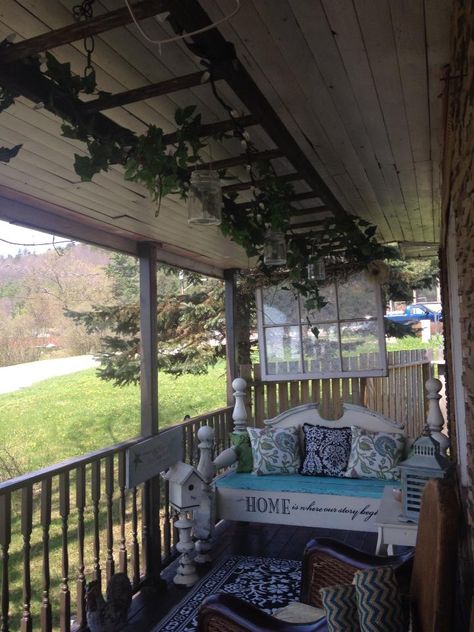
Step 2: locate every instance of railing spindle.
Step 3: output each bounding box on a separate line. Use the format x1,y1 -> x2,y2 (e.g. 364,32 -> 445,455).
0,492 -> 11,632
186,424 -> 194,466
20,485 -> 33,632
40,478 -> 52,632
75,465 -> 86,627
91,460 -> 102,584
130,487 -> 140,589
105,456 -> 115,582
162,480 -> 171,559
59,472 -> 70,632
118,452 -> 127,574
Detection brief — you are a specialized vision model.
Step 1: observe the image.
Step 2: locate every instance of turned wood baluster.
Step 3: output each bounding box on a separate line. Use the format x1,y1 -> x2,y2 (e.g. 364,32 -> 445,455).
91,460 -> 102,584
118,452 -> 127,574
76,465 -> 86,627
0,492 -> 11,632
141,485 -> 149,578
186,424 -> 194,466
40,478 -> 52,632
59,472 -> 70,632
162,480 -> 171,560
20,485 -> 33,632
105,456 -> 115,583
130,487 -> 140,589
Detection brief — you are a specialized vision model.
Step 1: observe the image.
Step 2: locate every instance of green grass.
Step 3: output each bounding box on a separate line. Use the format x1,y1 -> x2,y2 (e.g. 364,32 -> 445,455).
386,333 -> 444,352
0,361 -> 227,474
0,362 -> 226,630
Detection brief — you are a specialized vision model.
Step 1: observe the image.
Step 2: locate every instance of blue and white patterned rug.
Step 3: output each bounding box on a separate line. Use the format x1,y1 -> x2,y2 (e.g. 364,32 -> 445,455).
154,556 -> 302,632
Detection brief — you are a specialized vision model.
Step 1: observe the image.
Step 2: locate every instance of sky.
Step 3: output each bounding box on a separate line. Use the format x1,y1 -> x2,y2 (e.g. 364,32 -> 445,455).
0,219 -> 73,257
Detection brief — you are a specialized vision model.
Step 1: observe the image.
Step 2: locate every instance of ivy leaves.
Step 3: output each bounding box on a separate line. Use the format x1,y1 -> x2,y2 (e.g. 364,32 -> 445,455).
0,82 -> 21,163
0,144 -> 22,164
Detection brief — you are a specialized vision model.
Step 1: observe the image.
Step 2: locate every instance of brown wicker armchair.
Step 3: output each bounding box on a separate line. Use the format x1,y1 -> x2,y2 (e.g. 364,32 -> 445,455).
198,479 -> 459,632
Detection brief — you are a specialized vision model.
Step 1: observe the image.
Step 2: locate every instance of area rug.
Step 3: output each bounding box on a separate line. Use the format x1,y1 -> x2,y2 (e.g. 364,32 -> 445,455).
154,555 -> 302,632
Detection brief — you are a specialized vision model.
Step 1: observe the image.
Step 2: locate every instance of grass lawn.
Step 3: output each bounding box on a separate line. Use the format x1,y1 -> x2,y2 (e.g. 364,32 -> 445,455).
0,361 -> 227,475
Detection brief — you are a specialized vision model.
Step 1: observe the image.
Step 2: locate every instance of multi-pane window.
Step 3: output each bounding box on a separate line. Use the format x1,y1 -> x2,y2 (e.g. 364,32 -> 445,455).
256,272 -> 387,380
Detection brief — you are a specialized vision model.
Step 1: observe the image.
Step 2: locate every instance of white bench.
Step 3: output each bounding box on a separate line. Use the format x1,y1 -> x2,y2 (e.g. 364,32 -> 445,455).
212,379 -> 407,533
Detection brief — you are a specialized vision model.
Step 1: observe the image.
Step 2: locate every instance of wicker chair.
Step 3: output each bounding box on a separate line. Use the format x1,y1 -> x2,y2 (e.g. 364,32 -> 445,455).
197,478 -> 459,632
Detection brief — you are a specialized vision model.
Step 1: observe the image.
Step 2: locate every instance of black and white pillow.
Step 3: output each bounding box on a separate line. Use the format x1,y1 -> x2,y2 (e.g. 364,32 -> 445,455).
299,424 -> 352,477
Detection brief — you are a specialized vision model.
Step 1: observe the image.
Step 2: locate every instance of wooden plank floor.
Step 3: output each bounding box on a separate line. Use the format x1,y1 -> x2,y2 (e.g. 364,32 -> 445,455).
124,521 -> 378,631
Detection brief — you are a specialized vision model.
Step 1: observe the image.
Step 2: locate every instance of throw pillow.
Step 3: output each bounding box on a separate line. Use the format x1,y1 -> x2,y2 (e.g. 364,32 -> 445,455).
274,602 -> 325,623
345,427 -> 405,480
299,424 -> 352,477
320,584 -> 360,632
354,566 -> 405,632
247,426 -> 300,475
229,432 -> 253,473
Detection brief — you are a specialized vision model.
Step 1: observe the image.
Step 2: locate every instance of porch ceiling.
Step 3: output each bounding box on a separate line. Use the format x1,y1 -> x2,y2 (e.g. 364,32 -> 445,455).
0,0 -> 450,270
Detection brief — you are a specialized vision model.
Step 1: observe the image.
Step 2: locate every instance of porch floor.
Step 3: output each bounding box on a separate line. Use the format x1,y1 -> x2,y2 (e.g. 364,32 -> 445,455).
124,521 -> 378,631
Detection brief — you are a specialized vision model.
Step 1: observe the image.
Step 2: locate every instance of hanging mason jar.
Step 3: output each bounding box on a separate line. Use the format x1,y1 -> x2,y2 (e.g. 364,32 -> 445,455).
264,230 -> 287,266
307,259 -> 326,281
187,170 -> 222,225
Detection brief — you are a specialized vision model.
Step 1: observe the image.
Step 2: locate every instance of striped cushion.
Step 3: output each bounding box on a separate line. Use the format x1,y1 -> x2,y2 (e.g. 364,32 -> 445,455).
354,566 -> 405,631
320,584 -> 360,632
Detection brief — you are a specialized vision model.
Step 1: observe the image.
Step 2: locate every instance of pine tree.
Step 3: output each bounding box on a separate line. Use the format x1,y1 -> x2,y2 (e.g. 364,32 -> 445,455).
66,255 -> 226,386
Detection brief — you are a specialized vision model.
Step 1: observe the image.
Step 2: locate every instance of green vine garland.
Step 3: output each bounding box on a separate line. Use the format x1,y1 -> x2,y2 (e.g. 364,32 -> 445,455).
0,46 -> 396,321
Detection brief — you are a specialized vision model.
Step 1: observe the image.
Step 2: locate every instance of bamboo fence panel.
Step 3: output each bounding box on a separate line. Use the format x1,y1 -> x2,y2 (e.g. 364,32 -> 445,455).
246,350 -> 431,437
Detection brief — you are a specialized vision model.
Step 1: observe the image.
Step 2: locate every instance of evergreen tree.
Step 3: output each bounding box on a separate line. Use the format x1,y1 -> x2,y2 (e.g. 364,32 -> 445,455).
67,256 -> 226,386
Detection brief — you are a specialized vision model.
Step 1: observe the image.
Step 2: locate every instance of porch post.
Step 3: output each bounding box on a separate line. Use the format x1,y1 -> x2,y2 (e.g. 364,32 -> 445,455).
224,269 -> 238,405
138,242 -> 161,586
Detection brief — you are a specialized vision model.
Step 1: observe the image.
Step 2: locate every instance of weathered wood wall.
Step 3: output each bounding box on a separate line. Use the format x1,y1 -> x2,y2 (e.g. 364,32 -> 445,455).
440,0 -> 474,625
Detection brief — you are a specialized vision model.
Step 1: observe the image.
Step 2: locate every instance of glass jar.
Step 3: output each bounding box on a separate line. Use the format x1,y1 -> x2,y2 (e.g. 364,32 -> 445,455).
187,170 -> 222,225
264,230 -> 287,266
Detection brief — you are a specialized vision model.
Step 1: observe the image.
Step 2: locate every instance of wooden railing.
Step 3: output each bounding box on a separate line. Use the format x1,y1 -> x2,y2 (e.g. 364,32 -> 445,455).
0,406 -> 233,632
244,349 -> 432,437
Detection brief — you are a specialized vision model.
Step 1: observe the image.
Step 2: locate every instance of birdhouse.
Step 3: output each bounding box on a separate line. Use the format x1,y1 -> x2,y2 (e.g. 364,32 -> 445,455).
161,462 -> 204,511
398,427 -> 453,523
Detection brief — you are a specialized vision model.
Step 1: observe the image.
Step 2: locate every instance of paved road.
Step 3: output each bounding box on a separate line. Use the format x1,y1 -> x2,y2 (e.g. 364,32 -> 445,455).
0,355 -> 98,394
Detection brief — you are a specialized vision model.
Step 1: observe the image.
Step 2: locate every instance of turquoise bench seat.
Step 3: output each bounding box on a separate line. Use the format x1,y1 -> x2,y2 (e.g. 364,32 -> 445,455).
215,472 -> 399,499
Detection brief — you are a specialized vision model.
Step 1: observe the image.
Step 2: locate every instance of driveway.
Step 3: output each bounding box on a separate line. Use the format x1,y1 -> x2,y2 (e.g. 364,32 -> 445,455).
0,355 -> 98,394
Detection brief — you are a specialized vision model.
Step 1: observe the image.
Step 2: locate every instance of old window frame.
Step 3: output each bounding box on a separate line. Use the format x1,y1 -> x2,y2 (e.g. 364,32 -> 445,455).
256,273 -> 388,381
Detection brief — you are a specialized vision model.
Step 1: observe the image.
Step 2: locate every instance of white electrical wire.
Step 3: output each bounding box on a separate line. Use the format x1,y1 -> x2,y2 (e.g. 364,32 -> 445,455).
124,0 -> 241,51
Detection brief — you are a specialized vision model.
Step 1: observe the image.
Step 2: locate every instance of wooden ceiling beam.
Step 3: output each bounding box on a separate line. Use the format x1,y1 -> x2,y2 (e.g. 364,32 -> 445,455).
193,149 -> 282,172
163,114 -> 257,145
290,206 -> 331,217
167,0 -> 349,219
0,61 -> 136,144
82,68 -> 225,113
289,219 -> 330,231
0,1 -> 171,65
222,173 -> 302,193
290,191 -> 322,203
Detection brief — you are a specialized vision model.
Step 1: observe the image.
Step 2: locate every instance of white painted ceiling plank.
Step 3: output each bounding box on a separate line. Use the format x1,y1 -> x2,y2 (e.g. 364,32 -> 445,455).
353,0 -> 418,238
250,0 -> 393,240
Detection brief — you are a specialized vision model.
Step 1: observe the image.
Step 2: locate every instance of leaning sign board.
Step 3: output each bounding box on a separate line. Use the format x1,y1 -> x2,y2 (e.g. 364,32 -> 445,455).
126,426 -> 183,488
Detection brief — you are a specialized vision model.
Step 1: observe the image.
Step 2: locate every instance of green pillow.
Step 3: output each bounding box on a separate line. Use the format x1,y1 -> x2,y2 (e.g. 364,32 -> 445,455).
230,432 -> 253,473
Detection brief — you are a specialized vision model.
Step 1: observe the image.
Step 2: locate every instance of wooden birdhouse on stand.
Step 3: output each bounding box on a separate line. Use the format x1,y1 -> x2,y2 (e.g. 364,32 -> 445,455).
398,426 -> 453,523
161,426 -> 217,586
162,462 -> 205,587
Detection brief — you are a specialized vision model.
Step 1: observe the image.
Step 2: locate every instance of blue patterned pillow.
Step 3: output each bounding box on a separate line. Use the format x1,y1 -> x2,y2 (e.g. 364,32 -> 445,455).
299,424 -> 352,477
345,427 -> 405,480
320,584 -> 360,632
247,426 -> 300,475
354,566 -> 405,631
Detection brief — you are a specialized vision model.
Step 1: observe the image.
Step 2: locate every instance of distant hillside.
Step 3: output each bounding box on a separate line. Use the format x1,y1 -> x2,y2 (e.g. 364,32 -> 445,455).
0,243 -> 110,284
0,243 -> 114,366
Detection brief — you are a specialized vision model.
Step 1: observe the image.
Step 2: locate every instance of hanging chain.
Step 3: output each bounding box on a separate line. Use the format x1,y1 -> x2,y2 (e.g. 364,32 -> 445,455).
73,0 -> 96,78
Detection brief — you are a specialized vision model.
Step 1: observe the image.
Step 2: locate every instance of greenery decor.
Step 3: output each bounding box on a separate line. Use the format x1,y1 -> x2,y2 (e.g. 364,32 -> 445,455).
0,45 -> 396,313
